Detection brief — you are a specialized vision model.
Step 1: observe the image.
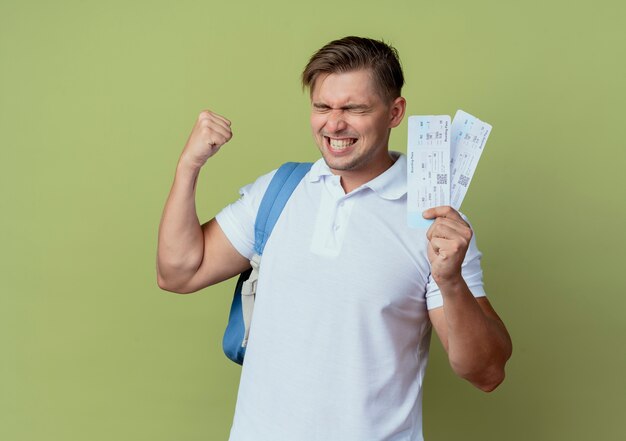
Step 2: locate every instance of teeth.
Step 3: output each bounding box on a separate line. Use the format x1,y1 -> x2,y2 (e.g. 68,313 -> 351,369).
328,138 -> 355,150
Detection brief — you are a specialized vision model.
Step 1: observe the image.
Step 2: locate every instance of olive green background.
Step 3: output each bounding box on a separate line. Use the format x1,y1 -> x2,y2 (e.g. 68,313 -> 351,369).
1,0 -> 624,440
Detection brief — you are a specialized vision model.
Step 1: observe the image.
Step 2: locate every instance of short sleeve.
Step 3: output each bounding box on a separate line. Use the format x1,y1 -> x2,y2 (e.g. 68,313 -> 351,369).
214,168 -> 278,261
425,212 -> 487,310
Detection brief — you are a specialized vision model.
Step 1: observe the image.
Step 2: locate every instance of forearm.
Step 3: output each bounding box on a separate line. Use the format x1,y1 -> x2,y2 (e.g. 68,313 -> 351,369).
438,278 -> 512,391
156,157 -> 205,290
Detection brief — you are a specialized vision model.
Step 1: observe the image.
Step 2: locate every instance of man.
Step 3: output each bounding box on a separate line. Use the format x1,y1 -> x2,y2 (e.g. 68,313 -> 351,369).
156,36 -> 512,441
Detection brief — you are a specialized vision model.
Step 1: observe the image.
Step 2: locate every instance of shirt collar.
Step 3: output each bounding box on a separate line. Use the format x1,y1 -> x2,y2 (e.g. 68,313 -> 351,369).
307,151 -> 407,200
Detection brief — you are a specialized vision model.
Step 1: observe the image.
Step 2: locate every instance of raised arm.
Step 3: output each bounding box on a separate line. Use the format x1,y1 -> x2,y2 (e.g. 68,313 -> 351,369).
423,206 -> 512,392
156,110 -> 250,294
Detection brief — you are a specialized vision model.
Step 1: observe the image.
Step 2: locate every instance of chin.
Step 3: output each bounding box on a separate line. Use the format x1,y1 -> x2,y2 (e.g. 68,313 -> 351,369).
320,153 -> 360,172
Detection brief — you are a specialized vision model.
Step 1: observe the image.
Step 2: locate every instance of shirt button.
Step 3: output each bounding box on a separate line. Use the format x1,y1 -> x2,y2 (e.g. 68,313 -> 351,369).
339,201 -> 345,207
334,224 -> 340,231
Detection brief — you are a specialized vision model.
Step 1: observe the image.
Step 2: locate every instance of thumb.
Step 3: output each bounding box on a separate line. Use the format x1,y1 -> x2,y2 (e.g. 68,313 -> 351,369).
422,208 -> 436,219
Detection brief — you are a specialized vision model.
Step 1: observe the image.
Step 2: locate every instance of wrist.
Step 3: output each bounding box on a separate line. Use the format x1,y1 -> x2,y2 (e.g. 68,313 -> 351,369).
177,154 -> 204,175
434,273 -> 466,293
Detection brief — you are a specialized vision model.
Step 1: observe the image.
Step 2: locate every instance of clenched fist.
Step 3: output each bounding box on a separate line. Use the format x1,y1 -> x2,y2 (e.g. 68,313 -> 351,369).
422,206 -> 473,287
180,110 -> 232,169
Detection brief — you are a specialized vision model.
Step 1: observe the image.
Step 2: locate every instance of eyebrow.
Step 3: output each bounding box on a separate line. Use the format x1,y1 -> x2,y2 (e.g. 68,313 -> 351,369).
312,102 -> 371,111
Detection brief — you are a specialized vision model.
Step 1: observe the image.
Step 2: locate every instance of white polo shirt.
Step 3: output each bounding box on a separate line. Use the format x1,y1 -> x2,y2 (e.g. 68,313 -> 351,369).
215,151 -> 486,441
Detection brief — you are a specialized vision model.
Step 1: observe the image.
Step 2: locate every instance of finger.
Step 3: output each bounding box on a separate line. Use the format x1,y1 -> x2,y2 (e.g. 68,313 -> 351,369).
198,111 -> 231,129
429,237 -> 448,257
427,222 -> 460,241
212,112 -> 232,127
426,216 -> 470,241
433,217 -> 472,238
428,236 -> 440,255
422,212 -> 466,238
429,237 -> 460,259
206,126 -> 232,146
198,109 -> 231,127
199,116 -> 231,135
422,206 -> 463,222
200,117 -> 230,133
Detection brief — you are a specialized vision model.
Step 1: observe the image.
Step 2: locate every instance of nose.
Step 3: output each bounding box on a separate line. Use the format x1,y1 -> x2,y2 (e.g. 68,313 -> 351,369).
325,110 -> 347,133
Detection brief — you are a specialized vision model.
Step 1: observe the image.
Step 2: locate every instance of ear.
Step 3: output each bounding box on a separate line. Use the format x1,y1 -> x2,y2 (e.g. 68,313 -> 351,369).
388,96 -> 406,128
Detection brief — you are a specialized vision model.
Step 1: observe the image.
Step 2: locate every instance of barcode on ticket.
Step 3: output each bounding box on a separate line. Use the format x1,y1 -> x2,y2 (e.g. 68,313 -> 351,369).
458,174 -> 470,187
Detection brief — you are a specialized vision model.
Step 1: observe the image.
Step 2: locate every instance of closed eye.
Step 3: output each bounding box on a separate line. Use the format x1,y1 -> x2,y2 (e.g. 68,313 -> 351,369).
312,103 -> 331,111
312,103 -> 371,114
346,106 -> 370,114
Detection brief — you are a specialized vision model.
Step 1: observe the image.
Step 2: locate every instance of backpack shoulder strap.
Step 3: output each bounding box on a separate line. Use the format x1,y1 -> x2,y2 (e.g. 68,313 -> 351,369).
253,162 -> 313,255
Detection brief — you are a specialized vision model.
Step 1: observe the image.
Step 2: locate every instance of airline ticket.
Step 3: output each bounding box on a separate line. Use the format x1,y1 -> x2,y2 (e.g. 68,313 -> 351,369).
407,115 -> 451,228
449,110 -> 492,210
407,110 -> 492,228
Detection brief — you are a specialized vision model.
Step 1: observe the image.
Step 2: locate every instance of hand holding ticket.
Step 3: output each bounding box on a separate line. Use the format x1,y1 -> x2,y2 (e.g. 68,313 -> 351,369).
407,110 -> 492,228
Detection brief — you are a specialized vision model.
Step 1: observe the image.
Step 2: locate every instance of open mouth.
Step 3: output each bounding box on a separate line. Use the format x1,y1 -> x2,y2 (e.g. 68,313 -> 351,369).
325,136 -> 357,152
